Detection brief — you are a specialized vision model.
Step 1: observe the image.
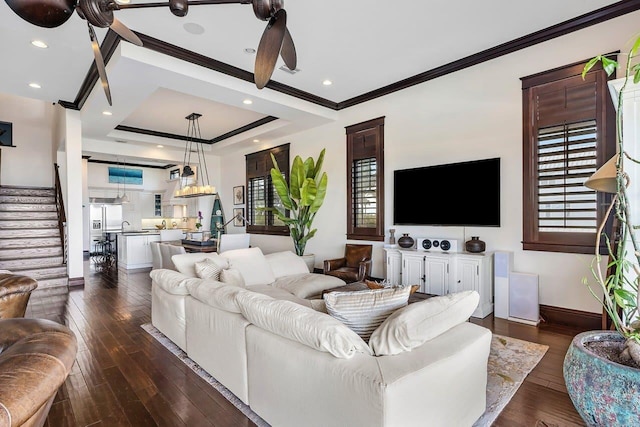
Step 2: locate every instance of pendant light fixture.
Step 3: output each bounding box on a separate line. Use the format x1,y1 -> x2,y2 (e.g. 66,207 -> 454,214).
114,156 -> 123,204
174,113 -> 216,198
120,158 -> 130,203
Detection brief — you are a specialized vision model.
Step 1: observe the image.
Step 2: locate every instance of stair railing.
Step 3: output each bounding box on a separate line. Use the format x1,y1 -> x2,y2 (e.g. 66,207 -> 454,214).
54,164 -> 68,265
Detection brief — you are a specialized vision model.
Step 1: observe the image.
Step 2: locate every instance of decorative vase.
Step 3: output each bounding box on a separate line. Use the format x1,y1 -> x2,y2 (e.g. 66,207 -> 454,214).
397,233 -> 415,249
389,229 -> 396,245
465,236 -> 485,253
563,330 -> 640,426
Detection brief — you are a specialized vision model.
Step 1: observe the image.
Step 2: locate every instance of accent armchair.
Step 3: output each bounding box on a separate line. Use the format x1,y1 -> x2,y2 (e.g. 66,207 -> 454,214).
323,244 -> 373,283
0,318 -> 77,427
0,273 -> 38,319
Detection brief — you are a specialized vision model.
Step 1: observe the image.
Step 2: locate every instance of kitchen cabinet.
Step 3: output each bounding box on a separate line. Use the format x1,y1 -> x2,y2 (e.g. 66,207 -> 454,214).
140,192 -> 163,218
118,234 -> 160,269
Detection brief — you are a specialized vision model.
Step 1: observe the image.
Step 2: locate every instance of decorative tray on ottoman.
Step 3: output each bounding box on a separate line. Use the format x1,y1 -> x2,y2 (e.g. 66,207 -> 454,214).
181,239 -> 216,246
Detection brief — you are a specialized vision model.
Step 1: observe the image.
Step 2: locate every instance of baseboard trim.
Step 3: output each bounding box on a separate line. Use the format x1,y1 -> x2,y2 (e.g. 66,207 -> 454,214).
68,277 -> 85,287
539,304 -> 601,331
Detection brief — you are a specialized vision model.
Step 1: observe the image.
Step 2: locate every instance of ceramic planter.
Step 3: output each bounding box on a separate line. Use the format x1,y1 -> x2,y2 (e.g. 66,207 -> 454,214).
563,330 -> 640,426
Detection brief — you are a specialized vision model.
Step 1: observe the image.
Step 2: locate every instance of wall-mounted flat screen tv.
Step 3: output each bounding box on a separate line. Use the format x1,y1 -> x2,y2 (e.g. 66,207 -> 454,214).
393,157 -> 500,226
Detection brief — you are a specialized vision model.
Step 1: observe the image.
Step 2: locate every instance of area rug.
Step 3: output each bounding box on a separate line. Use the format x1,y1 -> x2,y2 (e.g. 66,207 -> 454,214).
141,324 -> 548,426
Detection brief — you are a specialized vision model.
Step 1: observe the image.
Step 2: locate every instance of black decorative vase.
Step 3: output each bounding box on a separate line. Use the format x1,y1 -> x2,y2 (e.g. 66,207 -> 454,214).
398,233 -> 415,249
465,236 -> 486,253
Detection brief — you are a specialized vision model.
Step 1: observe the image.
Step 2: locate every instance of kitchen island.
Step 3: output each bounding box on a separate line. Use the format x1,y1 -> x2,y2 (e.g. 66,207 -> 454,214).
117,231 -> 162,270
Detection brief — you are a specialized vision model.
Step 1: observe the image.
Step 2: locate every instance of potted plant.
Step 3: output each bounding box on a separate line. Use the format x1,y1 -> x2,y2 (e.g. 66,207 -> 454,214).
563,33 -> 640,425
268,148 -> 328,270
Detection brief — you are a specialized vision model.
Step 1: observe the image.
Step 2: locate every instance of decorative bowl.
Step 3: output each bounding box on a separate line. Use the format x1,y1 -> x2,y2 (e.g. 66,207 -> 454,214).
364,279 -> 419,294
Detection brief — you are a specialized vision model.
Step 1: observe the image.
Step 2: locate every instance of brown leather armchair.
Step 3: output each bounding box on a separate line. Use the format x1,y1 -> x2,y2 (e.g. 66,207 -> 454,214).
0,273 -> 38,319
0,318 -> 78,427
323,244 -> 373,283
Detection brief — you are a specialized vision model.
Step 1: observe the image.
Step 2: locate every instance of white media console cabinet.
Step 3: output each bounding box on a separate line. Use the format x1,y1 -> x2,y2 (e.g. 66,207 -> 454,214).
384,247 -> 494,318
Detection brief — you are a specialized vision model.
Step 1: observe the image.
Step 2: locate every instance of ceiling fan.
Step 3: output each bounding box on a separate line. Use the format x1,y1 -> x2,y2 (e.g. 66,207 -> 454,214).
4,0 -> 297,105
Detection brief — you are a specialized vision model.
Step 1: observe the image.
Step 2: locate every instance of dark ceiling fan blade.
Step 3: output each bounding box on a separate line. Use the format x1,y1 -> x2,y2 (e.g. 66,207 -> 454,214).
4,0 -> 77,28
280,26 -> 296,70
254,8 -> 286,89
88,22 -> 113,106
110,18 -> 143,46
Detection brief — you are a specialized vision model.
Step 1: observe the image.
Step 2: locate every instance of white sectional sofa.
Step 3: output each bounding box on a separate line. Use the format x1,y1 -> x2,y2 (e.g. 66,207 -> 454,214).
150,247 -> 492,426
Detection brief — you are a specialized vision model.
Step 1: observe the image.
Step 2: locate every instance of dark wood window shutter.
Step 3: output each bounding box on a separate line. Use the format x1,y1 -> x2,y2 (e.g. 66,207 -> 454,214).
245,144 -> 289,236
521,58 -> 616,254
346,117 -> 385,241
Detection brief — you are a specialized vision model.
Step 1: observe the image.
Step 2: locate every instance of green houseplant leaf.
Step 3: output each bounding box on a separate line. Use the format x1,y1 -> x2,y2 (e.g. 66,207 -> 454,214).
266,149 -> 328,256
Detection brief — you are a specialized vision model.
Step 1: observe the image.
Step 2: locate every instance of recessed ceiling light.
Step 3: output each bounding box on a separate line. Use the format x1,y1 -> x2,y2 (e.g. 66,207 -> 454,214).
243,99 -> 253,105
244,48 -> 256,54
157,145 -> 164,148
114,0 -> 130,4
183,22 -> 205,35
102,111 -> 112,116
253,139 -> 260,143
322,79 -> 333,86
31,40 -> 48,49
28,83 -> 41,89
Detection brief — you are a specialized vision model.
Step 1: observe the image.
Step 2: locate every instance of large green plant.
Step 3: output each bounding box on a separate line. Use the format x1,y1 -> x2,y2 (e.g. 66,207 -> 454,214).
583,33 -> 640,364
269,149 -> 328,256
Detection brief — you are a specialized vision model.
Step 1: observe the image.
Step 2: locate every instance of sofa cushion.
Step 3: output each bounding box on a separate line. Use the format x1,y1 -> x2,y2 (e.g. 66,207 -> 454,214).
195,258 -> 224,281
219,268 -> 246,288
264,251 -> 309,278
323,287 -> 411,342
186,279 -> 247,313
272,273 -> 345,299
368,290 -> 480,356
172,253 -> 229,277
221,247 -> 275,287
236,291 -> 371,359
149,269 -> 193,296
250,284 -> 313,308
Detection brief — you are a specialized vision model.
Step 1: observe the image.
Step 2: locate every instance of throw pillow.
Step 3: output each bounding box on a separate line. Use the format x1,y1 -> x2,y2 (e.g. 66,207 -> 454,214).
220,247 -> 276,286
368,290 -> 479,356
264,251 -> 309,278
172,253 -> 229,277
323,286 -> 411,342
219,268 -> 246,288
194,258 -> 223,281
235,291 -> 372,359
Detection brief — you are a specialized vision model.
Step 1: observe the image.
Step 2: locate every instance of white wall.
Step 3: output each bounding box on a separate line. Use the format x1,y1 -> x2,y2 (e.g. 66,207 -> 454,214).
0,93 -> 55,186
219,12 -> 640,314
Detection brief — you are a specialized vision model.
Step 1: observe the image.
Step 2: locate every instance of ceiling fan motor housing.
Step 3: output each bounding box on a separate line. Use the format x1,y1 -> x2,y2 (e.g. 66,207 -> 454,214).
78,0 -> 114,27
253,0 -> 283,20
169,0 -> 188,17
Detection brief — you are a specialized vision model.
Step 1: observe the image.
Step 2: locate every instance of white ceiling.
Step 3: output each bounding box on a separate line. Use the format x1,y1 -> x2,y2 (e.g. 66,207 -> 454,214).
0,0 -> 623,161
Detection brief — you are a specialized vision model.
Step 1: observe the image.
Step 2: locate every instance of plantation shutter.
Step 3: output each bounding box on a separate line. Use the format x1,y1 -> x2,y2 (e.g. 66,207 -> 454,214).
521,60 -> 615,254
346,117 -> 385,241
245,144 -> 289,235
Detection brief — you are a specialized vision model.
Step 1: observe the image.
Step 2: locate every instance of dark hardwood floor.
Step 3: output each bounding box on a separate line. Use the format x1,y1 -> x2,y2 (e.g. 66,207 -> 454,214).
25,258 -> 586,426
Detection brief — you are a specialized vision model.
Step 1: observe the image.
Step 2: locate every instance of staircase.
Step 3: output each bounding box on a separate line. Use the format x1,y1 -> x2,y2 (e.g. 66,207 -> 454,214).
0,186 -> 68,290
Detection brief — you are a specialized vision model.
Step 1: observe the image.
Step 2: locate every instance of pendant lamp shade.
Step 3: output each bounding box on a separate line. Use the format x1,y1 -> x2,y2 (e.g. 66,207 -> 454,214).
584,154 -> 618,194
175,113 -> 216,198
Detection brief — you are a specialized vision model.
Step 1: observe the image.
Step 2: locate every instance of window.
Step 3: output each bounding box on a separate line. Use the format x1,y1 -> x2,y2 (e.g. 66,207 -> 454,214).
346,117 -> 385,241
521,59 -> 616,254
245,144 -> 289,235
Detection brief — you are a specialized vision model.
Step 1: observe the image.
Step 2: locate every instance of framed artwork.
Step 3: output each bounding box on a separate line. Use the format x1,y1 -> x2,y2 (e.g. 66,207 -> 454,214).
0,121 -> 13,147
233,208 -> 245,226
108,167 -> 143,185
233,185 -> 245,204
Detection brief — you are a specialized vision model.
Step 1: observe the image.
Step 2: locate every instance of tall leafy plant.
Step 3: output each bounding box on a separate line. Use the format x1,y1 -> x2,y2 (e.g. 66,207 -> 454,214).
583,33 -> 640,364
269,149 -> 328,256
